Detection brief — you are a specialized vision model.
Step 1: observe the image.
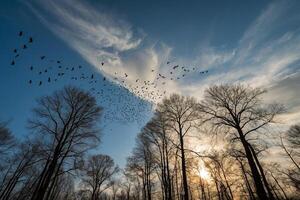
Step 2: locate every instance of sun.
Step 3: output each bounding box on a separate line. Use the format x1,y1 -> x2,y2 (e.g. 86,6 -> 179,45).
199,168 -> 210,180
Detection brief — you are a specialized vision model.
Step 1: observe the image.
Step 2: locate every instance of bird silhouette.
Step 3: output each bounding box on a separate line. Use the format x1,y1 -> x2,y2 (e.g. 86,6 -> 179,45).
11,60 -> 15,65
40,56 -> 45,60
19,31 -> 23,37
13,49 -> 17,53
23,45 -> 27,49
29,37 -> 33,43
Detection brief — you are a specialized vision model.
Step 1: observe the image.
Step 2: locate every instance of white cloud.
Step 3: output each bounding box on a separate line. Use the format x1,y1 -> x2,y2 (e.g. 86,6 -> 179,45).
26,0 -> 173,103
27,0 -> 300,119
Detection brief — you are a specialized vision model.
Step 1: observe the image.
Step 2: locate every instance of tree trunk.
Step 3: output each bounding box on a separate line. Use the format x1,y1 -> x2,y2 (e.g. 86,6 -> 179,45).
237,128 -> 268,200
179,129 -> 189,200
248,143 -> 275,200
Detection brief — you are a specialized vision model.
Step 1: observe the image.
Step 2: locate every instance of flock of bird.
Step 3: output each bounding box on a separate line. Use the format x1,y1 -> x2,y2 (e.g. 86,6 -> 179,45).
8,31 -> 209,123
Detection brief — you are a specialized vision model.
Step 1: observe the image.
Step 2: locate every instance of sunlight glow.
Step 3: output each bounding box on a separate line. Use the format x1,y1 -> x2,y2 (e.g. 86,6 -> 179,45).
199,168 -> 210,180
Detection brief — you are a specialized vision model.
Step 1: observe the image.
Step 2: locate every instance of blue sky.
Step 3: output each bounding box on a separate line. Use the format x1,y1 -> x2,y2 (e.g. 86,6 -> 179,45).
1,0 -> 300,167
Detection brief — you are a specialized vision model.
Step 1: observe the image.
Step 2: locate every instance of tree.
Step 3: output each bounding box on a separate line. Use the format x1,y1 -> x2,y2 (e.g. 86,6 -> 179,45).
0,142 -> 42,200
287,125 -> 300,148
127,132 -> 156,200
0,121 -> 15,156
79,154 -> 119,200
199,84 -> 283,200
281,124 -> 300,192
157,94 -> 199,200
29,86 -> 102,200
142,112 -> 175,200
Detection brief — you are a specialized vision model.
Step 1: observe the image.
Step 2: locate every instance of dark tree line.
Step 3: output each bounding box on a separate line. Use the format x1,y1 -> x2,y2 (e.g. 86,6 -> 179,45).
0,84 -> 299,200
124,84 -> 299,200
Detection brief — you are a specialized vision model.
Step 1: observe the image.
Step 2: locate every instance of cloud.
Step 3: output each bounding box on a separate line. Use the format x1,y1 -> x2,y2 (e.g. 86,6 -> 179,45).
27,0 -> 300,119
264,72 -> 300,125
174,1 -> 300,101
26,0 -> 173,103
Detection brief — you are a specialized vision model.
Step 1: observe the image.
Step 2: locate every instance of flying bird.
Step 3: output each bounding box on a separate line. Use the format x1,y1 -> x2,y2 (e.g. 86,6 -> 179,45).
29,37 -> 33,43
19,31 -> 23,37
40,56 -> 45,60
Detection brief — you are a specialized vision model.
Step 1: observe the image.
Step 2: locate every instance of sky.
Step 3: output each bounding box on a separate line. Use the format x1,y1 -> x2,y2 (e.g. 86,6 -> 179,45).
0,0 -> 300,167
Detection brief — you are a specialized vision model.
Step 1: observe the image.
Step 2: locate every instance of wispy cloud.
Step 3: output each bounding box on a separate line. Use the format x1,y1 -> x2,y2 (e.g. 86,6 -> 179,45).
26,0 -> 174,101
27,0 -> 300,123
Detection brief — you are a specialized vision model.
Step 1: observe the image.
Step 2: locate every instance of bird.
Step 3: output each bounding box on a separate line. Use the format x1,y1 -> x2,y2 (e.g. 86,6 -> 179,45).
57,60 -> 61,64
48,77 -> 51,82
30,66 -> 33,70
167,61 -> 170,64
15,54 -> 19,58
19,31 -> 23,37
23,44 -> 27,49
40,56 -> 45,60
39,81 -> 42,86
125,73 -> 128,77
11,60 -> 15,65
29,37 -> 33,43
101,62 -> 104,66
13,49 -> 17,53
173,65 -> 179,69
29,80 -> 32,84
91,74 -> 94,79
136,79 -> 139,82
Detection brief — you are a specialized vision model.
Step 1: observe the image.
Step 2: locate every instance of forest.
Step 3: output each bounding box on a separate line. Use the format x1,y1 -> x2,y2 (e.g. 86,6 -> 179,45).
0,84 -> 299,200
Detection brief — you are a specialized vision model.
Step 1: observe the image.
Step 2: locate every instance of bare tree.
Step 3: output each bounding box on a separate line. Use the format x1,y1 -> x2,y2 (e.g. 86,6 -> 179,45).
199,84 -> 283,200
0,142 -> 43,200
127,131 -> 156,200
142,112 -> 175,200
79,154 -> 119,200
29,86 -> 102,200
280,124 -> 300,192
157,94 -> 199,200
0,121 -> 15,156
